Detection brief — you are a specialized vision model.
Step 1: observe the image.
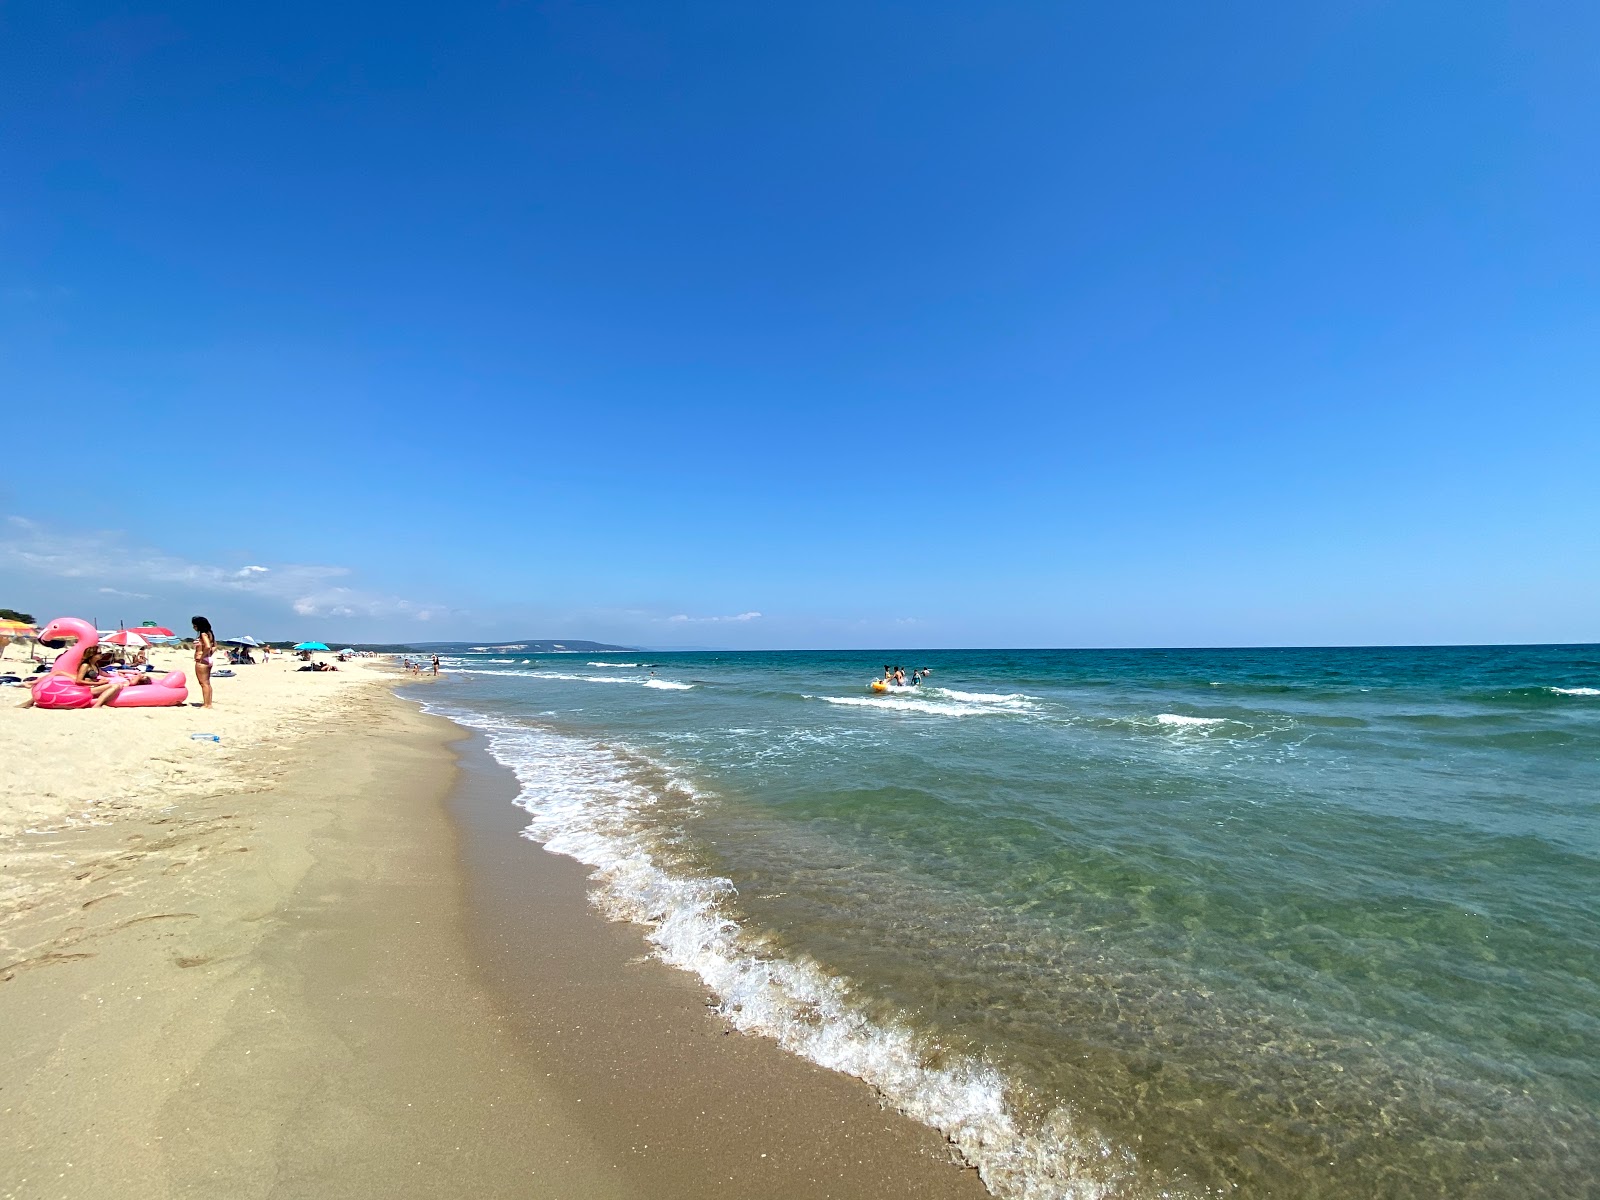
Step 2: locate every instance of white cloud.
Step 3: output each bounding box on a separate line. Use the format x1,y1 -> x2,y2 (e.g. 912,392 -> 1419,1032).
2,515 -> 444,623
665,611 -> 762,623
97,586 -> 152,599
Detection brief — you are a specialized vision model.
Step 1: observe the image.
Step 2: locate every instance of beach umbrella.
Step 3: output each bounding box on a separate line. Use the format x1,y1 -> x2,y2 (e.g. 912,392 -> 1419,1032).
103,629 -> 153,648
294,641 -> 330,651
339,648 -> 355,655
226,635 -> 262,646
0,618 -> 35,662
134,625 -> 175,638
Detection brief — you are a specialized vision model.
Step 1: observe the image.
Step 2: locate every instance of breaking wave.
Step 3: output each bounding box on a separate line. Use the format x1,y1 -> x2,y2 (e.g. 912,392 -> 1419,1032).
415,702 -> 1150,1200
817,695 -> 1015,718
1154,713 -> 1227,728
446,667 -> 693,691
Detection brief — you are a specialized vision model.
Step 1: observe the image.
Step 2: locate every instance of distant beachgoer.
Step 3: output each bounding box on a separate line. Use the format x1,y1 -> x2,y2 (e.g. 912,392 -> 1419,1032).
431,654 -> 440,675
894,667 -> 906,687
192,616 -> 216,708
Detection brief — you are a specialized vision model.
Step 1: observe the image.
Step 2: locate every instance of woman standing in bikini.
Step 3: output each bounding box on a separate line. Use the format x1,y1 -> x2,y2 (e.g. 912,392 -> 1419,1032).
192,615 -> 216,708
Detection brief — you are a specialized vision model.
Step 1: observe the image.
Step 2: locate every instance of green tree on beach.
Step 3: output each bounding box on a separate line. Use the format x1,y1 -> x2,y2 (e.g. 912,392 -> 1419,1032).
0,608 -> 35,624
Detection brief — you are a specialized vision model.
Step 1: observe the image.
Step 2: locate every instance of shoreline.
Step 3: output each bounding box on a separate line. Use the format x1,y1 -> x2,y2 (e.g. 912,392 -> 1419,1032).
2,679 -> 628,1198
439,717 -> 985,1198
1,669 -> 983,1198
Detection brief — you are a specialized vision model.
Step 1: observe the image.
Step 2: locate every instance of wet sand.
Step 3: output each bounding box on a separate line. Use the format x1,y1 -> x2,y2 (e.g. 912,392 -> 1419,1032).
443,723 -> 986,1199
1,681 -> 984,1198
2,687 -> 626,1199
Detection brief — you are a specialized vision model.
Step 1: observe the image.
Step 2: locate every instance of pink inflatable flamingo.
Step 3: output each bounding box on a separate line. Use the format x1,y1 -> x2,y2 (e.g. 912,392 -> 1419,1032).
31,617 -> 189,709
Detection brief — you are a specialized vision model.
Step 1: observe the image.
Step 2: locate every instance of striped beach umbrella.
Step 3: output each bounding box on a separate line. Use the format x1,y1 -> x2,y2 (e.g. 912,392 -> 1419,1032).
103,629 -> 153,647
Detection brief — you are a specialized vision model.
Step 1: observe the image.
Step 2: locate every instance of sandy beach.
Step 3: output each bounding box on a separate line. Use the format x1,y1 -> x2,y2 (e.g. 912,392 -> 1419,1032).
0,654 -> 982,1198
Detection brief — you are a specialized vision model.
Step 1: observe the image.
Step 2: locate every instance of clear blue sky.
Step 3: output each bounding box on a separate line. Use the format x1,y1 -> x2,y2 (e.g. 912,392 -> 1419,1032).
3,2 -> 1597,648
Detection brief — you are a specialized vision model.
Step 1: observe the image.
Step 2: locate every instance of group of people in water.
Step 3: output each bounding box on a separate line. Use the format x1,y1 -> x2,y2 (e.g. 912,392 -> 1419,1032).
882,665 -> 932,687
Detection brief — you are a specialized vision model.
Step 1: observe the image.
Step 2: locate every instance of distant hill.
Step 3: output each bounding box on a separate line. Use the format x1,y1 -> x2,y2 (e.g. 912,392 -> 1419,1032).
402,639 -> 639,654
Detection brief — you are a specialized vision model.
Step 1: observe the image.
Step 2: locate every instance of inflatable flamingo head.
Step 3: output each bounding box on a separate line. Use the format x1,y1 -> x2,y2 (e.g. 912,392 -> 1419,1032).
37,617 -> 97,647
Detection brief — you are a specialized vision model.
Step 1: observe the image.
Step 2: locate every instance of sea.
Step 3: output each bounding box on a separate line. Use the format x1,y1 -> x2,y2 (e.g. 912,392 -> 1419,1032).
415,646 -> 1600,1200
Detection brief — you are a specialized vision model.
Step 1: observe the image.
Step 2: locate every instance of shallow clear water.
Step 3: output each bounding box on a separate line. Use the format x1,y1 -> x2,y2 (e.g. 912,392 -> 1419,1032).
419,646 -> 1600,1199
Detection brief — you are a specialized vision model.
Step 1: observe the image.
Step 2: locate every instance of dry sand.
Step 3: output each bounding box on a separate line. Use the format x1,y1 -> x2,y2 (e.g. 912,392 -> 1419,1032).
0,647 -> 387,841
0,653 -> 985,1198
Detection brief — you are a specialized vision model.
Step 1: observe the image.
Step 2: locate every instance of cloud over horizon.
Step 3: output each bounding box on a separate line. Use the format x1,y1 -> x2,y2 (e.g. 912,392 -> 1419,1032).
2,515 -> 446,626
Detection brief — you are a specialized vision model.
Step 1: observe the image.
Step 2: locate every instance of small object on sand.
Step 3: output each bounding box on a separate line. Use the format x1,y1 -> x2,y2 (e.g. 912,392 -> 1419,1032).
190,733 -> 220,742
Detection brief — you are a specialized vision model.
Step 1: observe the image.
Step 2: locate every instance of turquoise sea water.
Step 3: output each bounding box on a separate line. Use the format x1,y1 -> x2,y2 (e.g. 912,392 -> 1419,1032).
419,646 -> 1599,1199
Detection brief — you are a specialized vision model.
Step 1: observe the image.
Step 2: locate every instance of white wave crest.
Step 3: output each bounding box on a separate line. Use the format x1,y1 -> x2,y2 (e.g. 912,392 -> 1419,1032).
933,688 -> 1032,703
1549,686 -> 1600,696
929,688 -> 1040,710
416,702 -> 1143,1200
818,695 -> 998,717
1155,713 -> 1226,728
446,667 -> 692,691
587,662 -> 640,668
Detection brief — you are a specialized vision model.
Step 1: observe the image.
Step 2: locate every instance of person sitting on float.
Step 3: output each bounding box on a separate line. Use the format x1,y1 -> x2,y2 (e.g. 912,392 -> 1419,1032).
76,649 -> 129,708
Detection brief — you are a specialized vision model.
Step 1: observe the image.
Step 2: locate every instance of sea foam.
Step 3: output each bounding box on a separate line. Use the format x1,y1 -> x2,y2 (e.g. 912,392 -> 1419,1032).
448,667 -> 692,690
930,688 -> 1040,710
1155,713 -> 1227,728
816,688 -> 1038,718
417,702 -> 1144,1200
819,695 -> 1000,717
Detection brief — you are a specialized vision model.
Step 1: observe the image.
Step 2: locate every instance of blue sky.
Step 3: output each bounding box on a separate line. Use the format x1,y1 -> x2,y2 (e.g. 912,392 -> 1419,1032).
3,2 -> 1596,648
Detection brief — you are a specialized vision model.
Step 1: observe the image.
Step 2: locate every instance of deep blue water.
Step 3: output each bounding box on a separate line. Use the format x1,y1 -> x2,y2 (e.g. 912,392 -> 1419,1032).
419,645 -> 1600,1199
